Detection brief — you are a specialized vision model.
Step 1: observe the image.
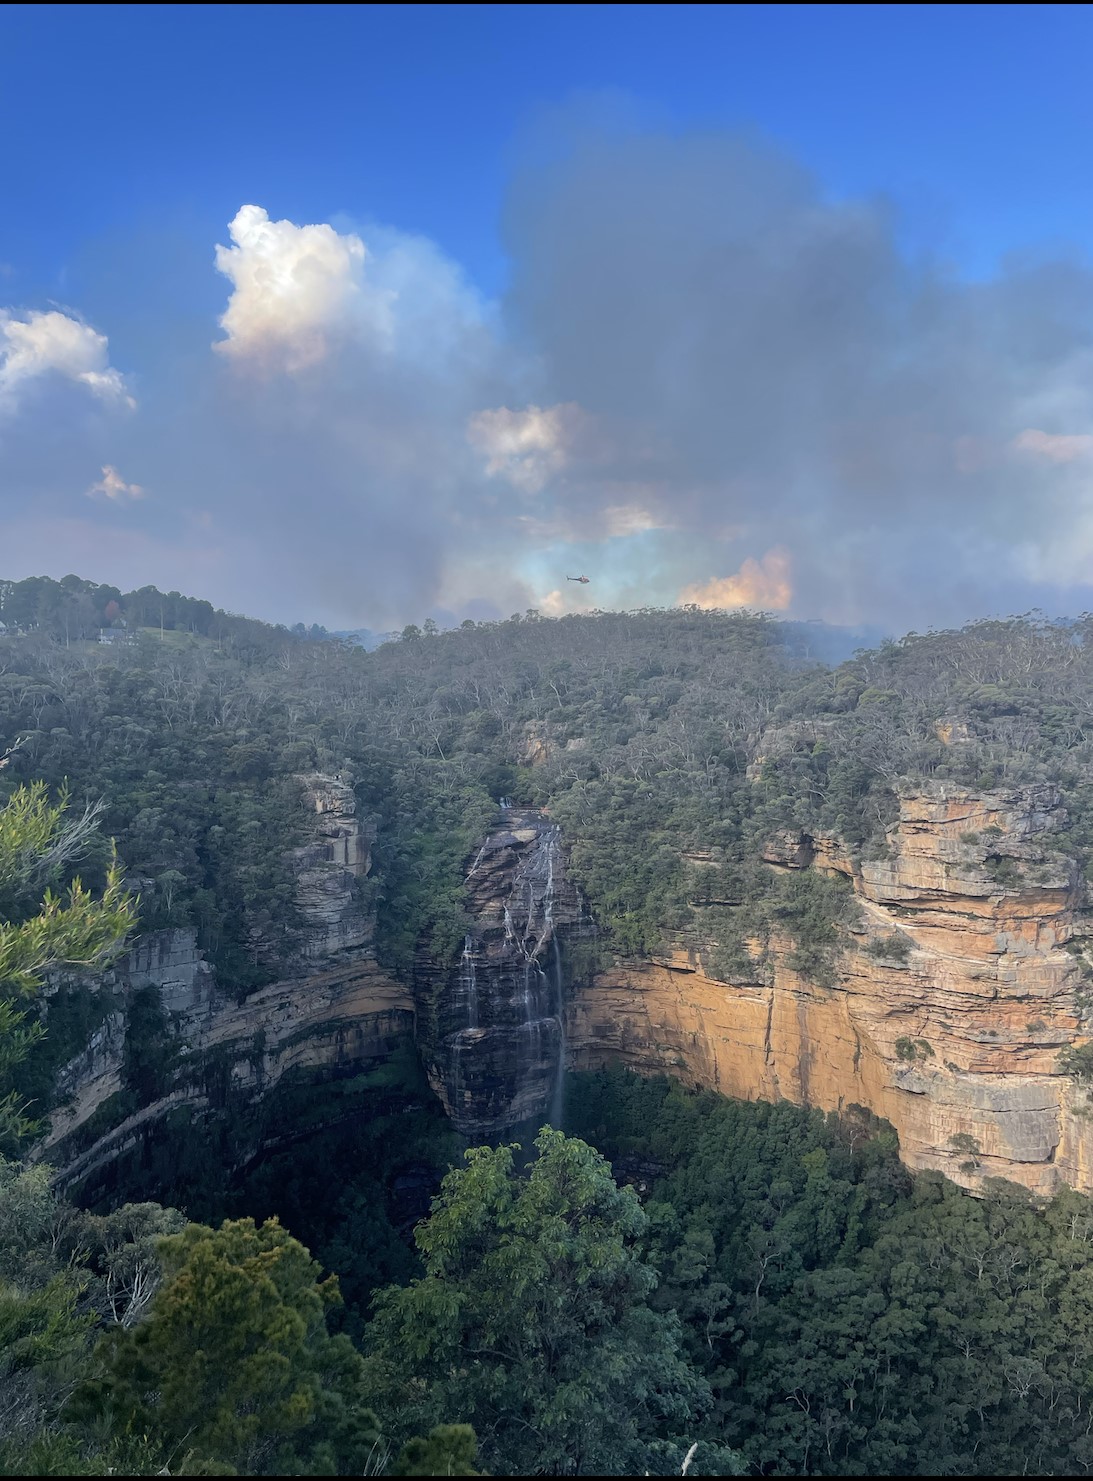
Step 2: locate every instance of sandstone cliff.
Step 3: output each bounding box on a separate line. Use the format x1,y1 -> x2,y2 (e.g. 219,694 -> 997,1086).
569,783 -> 1093,1196
289,773 -> 375,959
38,774 -> 414,1190
40,768 -> 1093,1201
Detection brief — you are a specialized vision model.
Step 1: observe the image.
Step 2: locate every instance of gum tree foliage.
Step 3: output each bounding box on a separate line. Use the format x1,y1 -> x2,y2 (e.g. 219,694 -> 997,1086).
0,773 -> 155,1466
13,590 -> 1093,1472
11,588 -> 1093,1009
365,1127 -> 739,1478
83,1216 -> 383,1477
566,1067 -> 1093,1477
0,778 -> 135,1144
0,1154 -> 184,1466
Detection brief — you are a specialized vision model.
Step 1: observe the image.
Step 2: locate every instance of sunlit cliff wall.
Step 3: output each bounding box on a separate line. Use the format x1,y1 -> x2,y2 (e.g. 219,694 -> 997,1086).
569,783 -> 1093,1196
39,771 -> 1093,1200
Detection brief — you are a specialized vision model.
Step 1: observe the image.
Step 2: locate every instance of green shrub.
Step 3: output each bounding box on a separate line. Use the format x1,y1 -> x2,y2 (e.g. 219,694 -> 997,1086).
895,1036 -> 933,1062
865,933 -> 911,963
1058,1042 -> 1093,1082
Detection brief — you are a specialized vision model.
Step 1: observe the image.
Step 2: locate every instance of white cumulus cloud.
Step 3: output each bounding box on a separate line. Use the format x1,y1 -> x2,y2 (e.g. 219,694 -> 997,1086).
86,465 -> 144,502
0,309 -> 132,407
214,204 -> 393,372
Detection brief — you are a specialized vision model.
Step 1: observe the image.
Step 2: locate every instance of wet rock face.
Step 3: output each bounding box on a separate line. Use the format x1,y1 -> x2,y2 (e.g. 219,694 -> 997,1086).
422,806 -> 584,1137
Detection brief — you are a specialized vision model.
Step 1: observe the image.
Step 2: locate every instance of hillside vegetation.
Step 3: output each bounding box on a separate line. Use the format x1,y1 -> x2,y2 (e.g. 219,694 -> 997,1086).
5,576 -> 1093,996
7,578 -> 1093,1472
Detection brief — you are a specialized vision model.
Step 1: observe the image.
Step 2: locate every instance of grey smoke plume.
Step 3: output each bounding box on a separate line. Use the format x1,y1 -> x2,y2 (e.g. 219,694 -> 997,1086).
501,124 -> 1093,627
4,117 -> 1093,630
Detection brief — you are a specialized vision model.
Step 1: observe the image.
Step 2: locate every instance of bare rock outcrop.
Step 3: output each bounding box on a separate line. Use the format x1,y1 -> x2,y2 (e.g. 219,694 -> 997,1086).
289,772 -> 374,959
41,769 -> 1093,1202
37,774 -> 413,1189
569,782 -> 1093,1197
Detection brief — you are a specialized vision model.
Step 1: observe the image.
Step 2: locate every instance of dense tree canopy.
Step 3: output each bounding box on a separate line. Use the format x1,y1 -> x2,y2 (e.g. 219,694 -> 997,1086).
567,1069 -> 1093,1476
0,1153 -> 184,1473
10,589 -> 1093,1008
85,1216 -> 380,1477
15,1081 -> 1093,1476
365,1127 -> 737,1477
11,585 -> 1093,1472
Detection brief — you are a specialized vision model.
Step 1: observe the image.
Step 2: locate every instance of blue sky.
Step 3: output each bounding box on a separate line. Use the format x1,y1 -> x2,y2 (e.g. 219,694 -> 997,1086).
7,4 -> 1093,297
3,4 -> 1093,630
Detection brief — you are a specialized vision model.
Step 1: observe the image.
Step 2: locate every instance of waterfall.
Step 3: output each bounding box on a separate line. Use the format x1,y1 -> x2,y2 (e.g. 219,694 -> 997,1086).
460,934 -> 479,1029
548,934 -> 567,1130
438,810 -> 572,1136
516,823 -> 558,961
496,823 -> 564,1126
450,1032 -> 467,1111
521,958 -> 545,1068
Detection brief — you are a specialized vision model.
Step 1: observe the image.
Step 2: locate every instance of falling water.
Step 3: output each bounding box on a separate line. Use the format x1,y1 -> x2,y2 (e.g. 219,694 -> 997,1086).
440,811 -> 572,1135
460,934 -> 479,1029
511,825 -> 566,1127
548,934 -> 567,1130
521,958 -> 544,1068
450,1033 -> 465,1111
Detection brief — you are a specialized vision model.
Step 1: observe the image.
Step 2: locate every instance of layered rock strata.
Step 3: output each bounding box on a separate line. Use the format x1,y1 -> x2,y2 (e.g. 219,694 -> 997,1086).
420,805 -> 584,1136
38,775 -> 413,1188
40,770 -> 1093,1200
569,783 -> 1093,1196
289,773 -> 375,958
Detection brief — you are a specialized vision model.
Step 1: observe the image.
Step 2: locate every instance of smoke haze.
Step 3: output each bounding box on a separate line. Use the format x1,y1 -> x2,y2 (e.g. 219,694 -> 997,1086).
4,113 -> 1093,632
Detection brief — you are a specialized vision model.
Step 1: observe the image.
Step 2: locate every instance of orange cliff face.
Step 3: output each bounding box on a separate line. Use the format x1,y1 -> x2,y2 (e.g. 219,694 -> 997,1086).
568,782 -> 1093,1196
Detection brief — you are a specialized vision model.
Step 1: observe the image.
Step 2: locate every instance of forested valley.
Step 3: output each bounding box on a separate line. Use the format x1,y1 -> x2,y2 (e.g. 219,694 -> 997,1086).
8,574 -> 1093,1474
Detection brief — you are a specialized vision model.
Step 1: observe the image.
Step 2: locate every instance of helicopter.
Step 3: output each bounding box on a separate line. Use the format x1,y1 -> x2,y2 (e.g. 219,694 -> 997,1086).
566,574 -> 591,584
